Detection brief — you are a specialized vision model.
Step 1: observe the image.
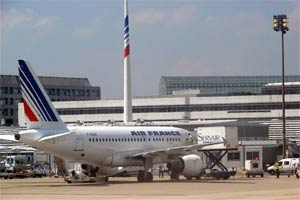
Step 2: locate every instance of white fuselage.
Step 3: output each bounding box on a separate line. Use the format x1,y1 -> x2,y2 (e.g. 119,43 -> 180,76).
20,126 -> 190,168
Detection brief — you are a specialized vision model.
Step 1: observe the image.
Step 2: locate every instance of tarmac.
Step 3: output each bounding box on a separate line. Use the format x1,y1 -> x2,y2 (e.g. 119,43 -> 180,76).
1,175 -> 299,200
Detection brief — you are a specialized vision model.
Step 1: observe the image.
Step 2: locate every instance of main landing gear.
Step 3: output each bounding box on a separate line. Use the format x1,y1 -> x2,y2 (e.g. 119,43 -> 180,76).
136,158 -> 153,182
137,170 -> 153,182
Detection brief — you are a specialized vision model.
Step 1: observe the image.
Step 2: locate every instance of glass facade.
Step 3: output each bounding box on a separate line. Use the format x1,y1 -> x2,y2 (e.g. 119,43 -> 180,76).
57,101 -> 300,116
159,76 -> 300,95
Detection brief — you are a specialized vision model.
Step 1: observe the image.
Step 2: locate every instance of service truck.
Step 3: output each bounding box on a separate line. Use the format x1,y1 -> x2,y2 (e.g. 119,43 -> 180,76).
244,160 -> 264,178
267,158 -> 300,176
0,155 -> 33,179
0,155 -> 29,173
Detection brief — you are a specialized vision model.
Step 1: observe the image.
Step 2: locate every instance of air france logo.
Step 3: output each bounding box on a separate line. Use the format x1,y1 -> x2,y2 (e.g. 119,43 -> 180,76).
198,134 -> 220,143
131,131 -> 181,136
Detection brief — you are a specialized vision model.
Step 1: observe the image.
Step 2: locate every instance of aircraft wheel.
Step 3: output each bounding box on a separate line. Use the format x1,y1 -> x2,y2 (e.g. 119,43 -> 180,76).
137,170 -> 145,182
170,172 -> 179,180
104,176 -> 109,182
144,172 -> 153,182
122,171 -> 128,177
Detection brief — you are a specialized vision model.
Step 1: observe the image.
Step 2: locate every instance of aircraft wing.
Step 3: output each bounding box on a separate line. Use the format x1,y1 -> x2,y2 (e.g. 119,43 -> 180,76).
127,142 -> 223,159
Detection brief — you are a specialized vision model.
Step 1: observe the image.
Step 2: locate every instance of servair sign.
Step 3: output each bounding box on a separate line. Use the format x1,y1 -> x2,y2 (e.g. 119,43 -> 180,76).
198,134 -> 221,143
196,127 -> 225,145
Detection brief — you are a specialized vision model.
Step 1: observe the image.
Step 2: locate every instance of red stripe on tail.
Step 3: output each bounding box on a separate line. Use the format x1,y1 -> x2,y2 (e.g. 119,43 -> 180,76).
23,99 -> 38,121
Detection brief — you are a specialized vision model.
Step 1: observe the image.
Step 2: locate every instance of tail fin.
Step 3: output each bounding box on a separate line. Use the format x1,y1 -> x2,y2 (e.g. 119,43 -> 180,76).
18,60 -> 67,130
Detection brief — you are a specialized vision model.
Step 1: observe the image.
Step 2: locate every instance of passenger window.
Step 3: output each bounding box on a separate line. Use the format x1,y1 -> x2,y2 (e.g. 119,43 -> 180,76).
284,161 -> 289,165
96,138 -> 98,142
92,138 -> 95,142
148,138 -> 151,142
159,138 -> 161,141
253,163 -> 259,168
121,138 -> 124,142
125,138 -> 127,142
134,138 -> 136,142
131,138 -> 133,142
89,138 -> 91,142
137,138 -> 139,142
109,138 -> 111,142
144,138 -> 146,142
112,138 -> 114,142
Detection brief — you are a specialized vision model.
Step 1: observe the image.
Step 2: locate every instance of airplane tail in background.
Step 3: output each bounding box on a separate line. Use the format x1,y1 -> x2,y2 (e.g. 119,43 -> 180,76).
18,60 -> 67,130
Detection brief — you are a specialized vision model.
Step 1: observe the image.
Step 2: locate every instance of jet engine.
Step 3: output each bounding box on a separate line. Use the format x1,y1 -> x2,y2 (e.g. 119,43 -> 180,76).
167,154 -> 202,179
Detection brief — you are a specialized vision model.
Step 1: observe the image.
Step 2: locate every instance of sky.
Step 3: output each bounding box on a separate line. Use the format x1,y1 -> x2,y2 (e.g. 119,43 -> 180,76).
1,0 -> 299,99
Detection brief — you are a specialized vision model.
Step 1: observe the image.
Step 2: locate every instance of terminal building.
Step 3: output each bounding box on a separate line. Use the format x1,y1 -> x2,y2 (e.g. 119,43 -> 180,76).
18,93 -> 300,143
0,75 -> 101,126
159,76 -> 300,95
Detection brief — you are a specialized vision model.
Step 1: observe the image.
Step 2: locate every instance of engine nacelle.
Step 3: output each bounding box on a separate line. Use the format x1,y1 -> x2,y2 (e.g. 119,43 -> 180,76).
167,154 -> 202,178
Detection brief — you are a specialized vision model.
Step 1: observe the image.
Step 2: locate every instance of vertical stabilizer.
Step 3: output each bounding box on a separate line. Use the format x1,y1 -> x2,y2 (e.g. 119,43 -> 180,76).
123,0 -> 133,123
18,60 -> 67,130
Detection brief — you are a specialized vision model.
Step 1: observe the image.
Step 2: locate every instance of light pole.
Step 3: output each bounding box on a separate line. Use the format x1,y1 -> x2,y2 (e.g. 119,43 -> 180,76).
273,14 -> 289,158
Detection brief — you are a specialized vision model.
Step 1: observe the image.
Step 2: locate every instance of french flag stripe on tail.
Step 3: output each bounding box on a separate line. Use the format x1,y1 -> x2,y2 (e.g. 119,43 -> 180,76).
20,79 -> 46,121
23,99 -> 38,121
19,64 -> 51,121
19,70 -> 49,121
18,60 -> 58,122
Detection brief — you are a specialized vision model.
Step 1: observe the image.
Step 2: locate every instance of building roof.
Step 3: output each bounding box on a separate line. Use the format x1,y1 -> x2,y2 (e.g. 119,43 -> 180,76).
0,75 -> 93,87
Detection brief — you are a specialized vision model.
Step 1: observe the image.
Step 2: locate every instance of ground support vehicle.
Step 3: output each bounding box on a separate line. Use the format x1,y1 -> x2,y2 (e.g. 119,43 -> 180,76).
244,160 -> 264,178
199,148 -> 237,180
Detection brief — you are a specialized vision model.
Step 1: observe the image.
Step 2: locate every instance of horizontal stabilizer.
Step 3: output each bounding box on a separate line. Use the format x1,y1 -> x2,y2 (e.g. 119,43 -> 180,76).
38,131 -> 73,142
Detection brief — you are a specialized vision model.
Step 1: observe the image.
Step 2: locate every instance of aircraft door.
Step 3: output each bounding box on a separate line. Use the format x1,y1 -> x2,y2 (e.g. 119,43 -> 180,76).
74,133 -> 84,151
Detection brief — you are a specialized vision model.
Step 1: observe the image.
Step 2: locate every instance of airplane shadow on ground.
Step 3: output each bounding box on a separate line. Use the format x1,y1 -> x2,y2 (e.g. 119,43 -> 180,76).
58,178 -> 256,186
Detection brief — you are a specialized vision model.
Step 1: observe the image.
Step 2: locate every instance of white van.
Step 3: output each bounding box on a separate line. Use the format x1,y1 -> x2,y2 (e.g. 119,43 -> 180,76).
244,160 -> 264,178
267,158 -> 300,175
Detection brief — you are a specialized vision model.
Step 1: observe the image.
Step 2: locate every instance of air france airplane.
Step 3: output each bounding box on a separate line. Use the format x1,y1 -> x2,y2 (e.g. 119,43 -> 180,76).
16,60 -> 222,182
